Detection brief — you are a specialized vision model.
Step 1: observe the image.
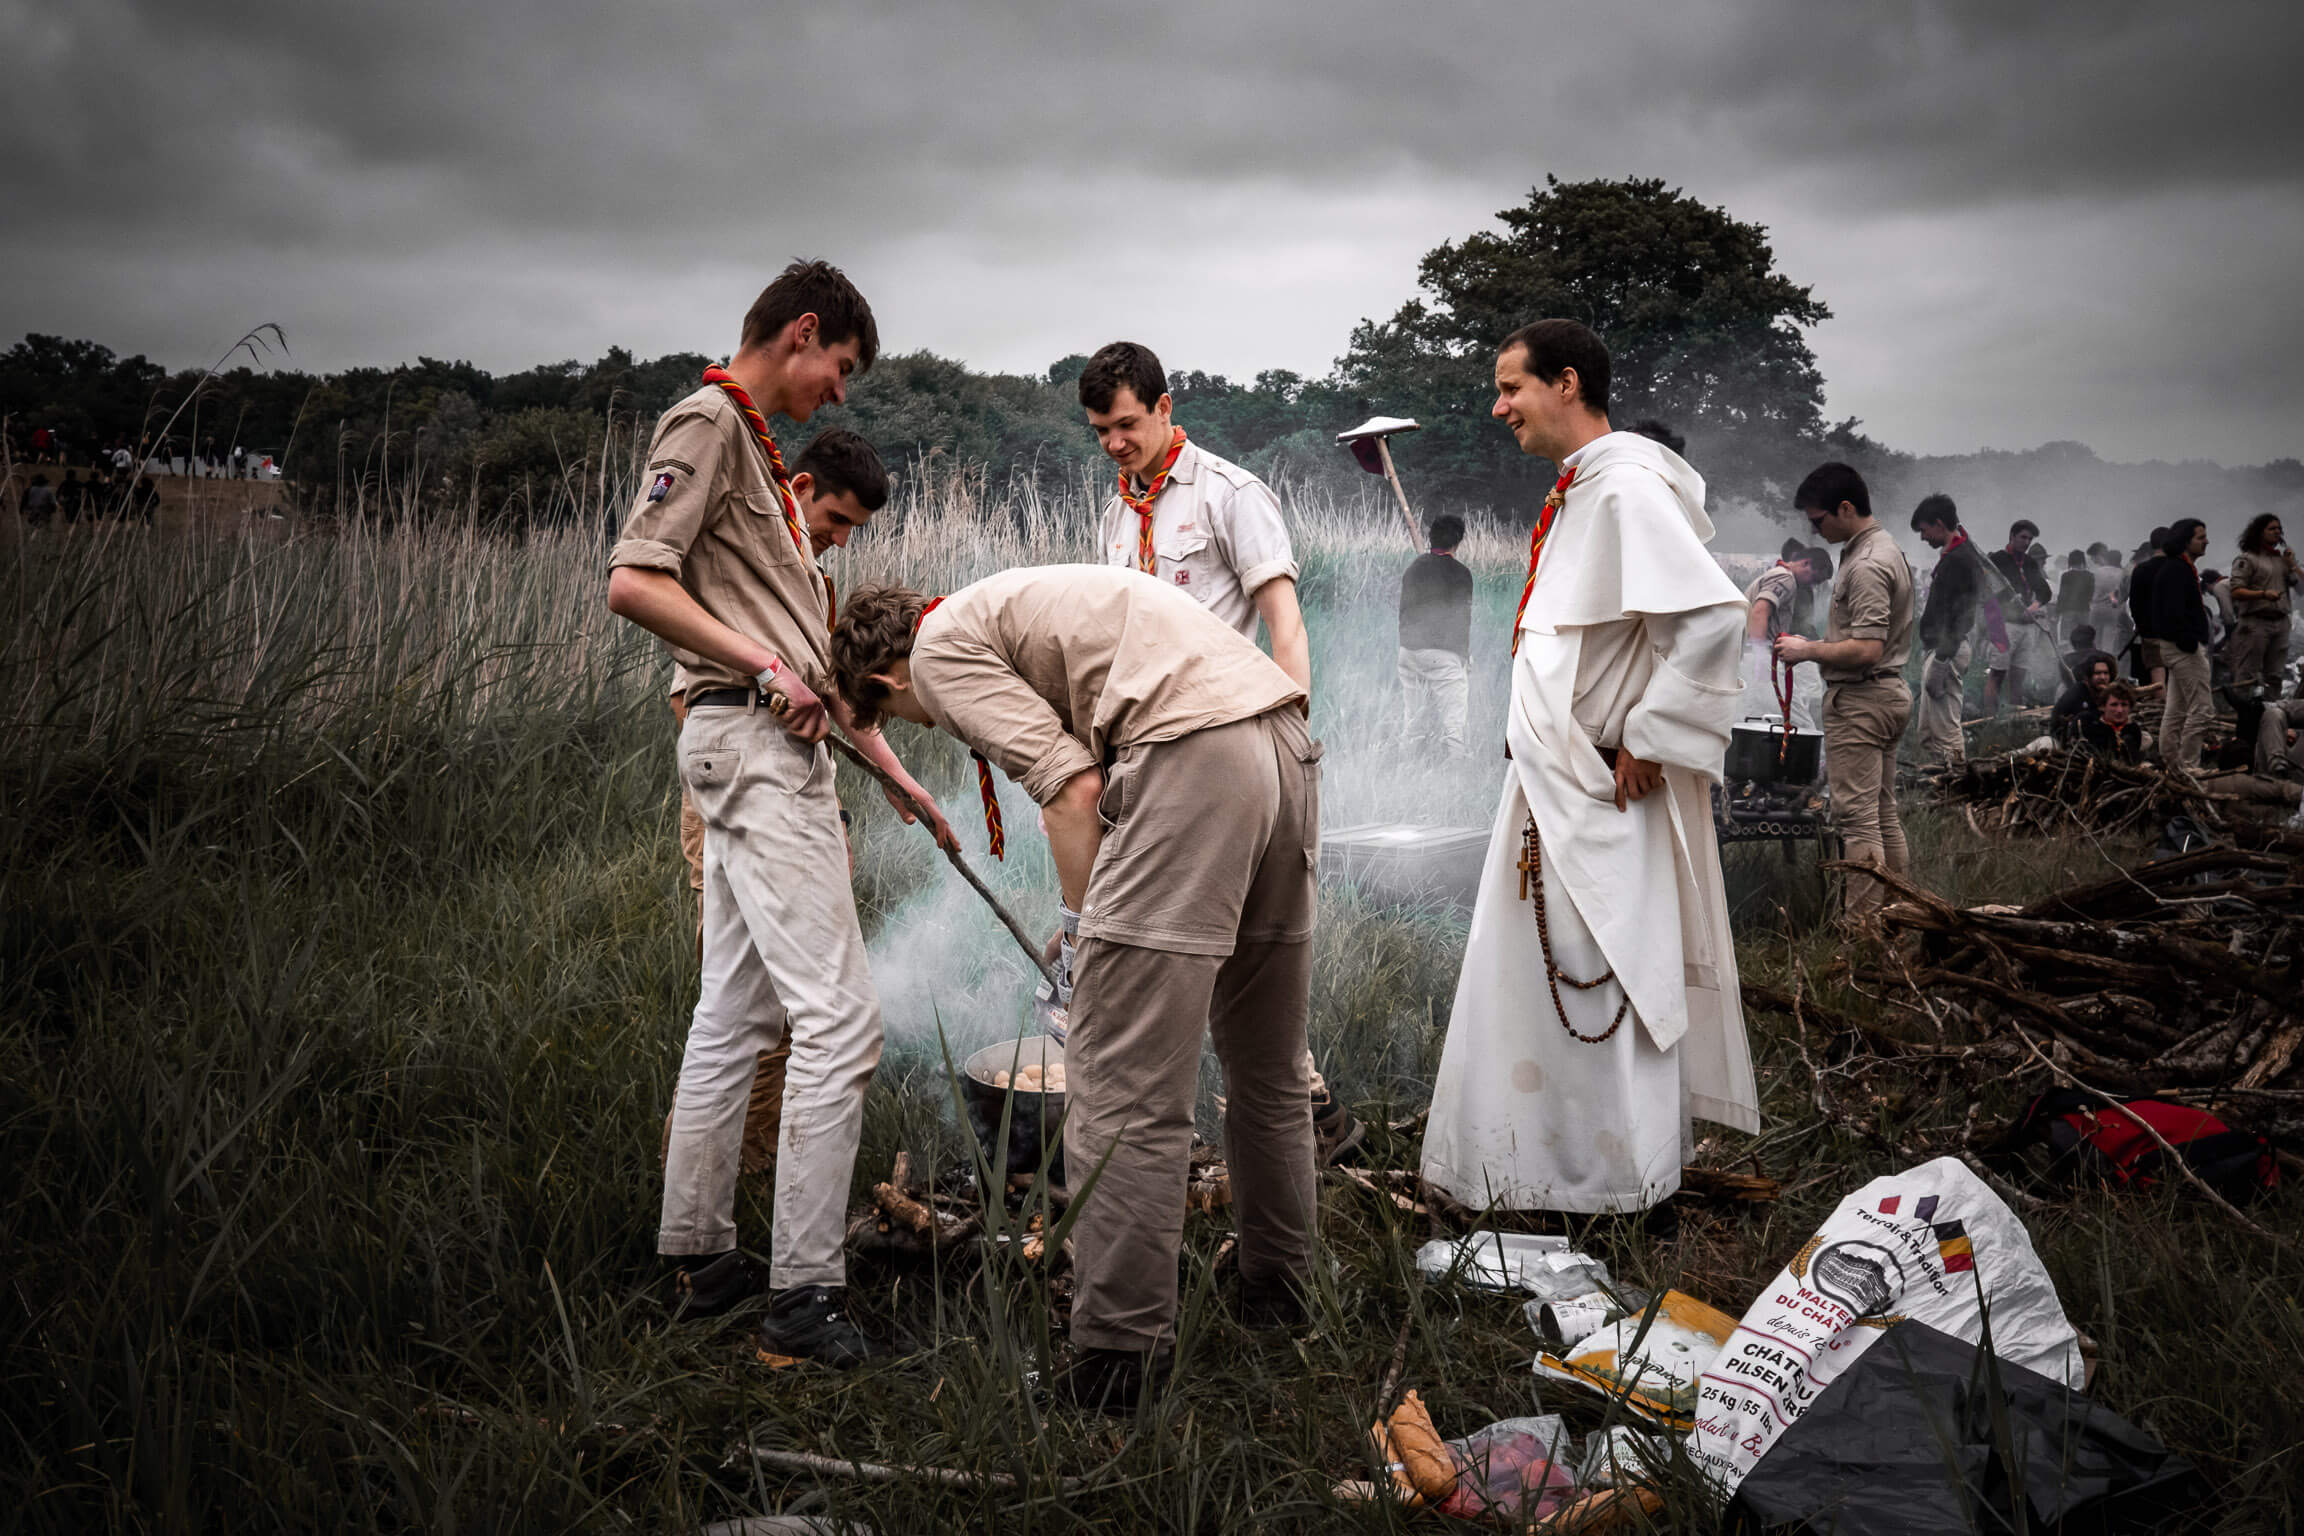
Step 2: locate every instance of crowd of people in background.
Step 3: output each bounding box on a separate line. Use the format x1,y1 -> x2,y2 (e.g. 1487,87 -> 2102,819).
5,417 -> 280,529
1391,485 -> 2303,789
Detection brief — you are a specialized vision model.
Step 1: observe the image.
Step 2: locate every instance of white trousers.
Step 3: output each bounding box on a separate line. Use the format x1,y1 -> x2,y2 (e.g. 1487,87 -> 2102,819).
659,704 -> 884,1290
1398,646 -> 1471,758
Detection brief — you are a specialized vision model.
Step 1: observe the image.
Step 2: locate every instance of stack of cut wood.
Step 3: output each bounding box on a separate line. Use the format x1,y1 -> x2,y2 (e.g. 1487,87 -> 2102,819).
1852,851 -> 2304,1146
1926,746 -> 2299,840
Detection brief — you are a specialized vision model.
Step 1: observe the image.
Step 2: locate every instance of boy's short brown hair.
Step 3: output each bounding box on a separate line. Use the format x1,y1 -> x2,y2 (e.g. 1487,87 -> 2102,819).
740,258 -> 879,369
829,583 -> 930,730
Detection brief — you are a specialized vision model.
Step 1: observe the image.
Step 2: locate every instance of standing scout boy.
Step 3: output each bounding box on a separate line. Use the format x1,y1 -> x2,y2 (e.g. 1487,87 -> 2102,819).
1077,342 -> 1361,1165
658,428 -> 925,1228
1774,464 -> 1916,924
829,566 -> 1323,1413
606,260 -> 950,1368
1742,543 -> 1830,730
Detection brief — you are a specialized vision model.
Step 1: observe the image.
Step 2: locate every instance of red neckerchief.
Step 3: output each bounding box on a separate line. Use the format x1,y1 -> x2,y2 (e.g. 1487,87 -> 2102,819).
1509,467 -> 1577,656
1944,529 -> 1970,555
1120,429 -> 1188,574
700,364 -> 808,557
913,597 -> 1003,860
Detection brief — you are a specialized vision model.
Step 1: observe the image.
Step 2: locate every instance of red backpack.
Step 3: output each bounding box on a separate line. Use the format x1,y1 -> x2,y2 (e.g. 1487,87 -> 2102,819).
2016,1089 -> 2278,1203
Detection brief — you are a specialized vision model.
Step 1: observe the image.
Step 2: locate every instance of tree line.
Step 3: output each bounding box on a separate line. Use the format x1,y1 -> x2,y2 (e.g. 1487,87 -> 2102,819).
6,177 -> 2295,533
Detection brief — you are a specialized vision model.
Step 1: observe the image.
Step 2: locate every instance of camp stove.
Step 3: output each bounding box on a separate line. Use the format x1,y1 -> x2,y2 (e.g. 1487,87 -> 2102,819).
1714,769 -> 1836,860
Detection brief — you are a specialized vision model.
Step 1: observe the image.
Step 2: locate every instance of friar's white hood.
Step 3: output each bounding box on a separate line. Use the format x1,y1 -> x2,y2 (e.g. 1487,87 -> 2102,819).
1570,429 -> 1714,543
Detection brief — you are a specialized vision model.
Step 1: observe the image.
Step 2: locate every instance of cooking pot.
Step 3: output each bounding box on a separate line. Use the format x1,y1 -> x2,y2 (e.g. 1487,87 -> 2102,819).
1725,716 -> 1823,785
958,1037 -> 1067,1185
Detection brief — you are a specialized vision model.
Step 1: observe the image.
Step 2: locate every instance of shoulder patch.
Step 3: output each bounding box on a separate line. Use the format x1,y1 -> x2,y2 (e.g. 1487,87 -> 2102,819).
647,471 -> 676,502
648,457 -> 696,475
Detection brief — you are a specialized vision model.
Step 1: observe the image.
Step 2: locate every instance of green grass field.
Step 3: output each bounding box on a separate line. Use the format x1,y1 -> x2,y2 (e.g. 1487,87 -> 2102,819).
3,487 -> 2298,1532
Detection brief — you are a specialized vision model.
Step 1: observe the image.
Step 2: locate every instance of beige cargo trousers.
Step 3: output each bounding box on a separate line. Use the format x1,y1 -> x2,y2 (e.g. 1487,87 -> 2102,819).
1064,707 -> 1323,1353
671,692 -> 788,1180
658,700 -> 883,1291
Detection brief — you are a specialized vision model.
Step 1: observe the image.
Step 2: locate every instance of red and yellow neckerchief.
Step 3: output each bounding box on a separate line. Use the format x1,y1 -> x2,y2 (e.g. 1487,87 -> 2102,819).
1120,429 -> 1188,574
701,364 -> 808,557
1509,467 -> 1578,656
914,596 -> 1004,860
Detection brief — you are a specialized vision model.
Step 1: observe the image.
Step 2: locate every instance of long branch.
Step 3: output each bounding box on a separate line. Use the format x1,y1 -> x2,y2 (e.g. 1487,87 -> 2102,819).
772,697 -> 1056,988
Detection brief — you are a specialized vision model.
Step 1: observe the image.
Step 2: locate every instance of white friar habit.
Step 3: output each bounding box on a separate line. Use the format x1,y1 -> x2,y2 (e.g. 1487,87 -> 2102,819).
1422,431 -> 1760,1213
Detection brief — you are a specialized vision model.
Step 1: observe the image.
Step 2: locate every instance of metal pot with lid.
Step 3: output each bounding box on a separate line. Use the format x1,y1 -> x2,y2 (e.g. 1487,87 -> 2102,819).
1725,715 -> 1823,785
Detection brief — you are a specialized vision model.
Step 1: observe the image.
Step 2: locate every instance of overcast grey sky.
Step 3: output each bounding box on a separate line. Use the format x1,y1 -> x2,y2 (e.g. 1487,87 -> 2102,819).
4,0 -> 2299,463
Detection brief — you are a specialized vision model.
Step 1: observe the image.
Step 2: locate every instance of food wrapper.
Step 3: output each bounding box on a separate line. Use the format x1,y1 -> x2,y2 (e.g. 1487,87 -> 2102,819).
1535,1289 -> 1737,1430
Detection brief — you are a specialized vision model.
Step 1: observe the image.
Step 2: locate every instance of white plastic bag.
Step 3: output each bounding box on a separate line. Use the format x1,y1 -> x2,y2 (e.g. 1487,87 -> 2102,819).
1414,1231 -> 1577,1293
1685,1156 -> 2082,1499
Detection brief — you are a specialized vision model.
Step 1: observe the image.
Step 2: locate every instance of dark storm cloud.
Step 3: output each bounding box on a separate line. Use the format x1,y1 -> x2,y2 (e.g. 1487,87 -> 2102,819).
4,0 -> 2300,462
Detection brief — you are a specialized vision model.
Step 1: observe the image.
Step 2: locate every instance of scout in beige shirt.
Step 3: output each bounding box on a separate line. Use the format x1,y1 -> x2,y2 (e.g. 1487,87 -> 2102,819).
1775,464 -> 1915,923
1075,342 -> 1358,1159
830,565 -> 1321,1414
2228,515 -> 2299,693
605,259 -> 947,1370
1741,545 -> 1830,729
1077,342 -> 1311,697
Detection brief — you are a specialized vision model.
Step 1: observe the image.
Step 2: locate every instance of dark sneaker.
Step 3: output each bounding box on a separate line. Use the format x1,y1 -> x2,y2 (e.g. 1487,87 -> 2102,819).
664,1251 -> 768,1321
1236,1271 -> 1310,1331
1055,1346 -> 1173,1416
757,1285 -> 877,1369
1312,1094 -> 1367,1168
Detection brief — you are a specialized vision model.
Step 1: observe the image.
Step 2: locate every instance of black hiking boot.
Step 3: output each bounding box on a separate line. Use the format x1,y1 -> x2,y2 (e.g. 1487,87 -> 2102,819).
1055,1346 -> 1173,1417
757,1285 -> 878,1369
664,1251 -> 768,1321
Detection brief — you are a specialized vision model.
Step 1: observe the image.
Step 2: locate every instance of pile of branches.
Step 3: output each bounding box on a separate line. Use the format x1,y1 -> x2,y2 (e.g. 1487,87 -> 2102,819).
1849,851 -> 2304,1148
1925,746 -> 2298,840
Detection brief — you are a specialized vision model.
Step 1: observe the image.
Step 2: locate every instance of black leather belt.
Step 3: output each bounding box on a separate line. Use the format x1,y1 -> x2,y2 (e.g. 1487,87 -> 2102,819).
686,687 -> 763,708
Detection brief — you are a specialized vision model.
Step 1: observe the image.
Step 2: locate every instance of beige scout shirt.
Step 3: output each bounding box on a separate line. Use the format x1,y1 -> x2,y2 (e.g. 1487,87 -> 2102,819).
1096,437 -> 1298,636
1819,522 -> 1916,684
910,565 -> 1305,805
2230,550 -> 2296,620
1742,564 -> 1800,643
607,385 -> 830,696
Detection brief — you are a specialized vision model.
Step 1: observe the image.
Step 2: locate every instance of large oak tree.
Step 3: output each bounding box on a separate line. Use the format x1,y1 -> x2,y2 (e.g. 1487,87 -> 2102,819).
1337,176 -> 1833,513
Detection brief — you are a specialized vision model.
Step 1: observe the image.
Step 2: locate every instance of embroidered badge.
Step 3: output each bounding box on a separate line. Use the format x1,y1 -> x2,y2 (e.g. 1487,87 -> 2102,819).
1175,570 -> 1191,585
647,471 -> 675,502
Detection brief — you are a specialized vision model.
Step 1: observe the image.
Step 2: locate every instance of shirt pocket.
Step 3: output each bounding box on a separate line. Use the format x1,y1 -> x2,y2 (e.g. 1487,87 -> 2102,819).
1154,526 -> 1222,595
737,484 -> 805,565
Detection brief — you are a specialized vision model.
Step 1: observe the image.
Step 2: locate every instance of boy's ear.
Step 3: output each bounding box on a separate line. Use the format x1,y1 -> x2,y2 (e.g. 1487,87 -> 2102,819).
789,469 -> 815,501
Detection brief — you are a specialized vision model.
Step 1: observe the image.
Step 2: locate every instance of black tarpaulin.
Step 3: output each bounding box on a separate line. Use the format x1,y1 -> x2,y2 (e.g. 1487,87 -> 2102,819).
1727,1321 -> 2200,1535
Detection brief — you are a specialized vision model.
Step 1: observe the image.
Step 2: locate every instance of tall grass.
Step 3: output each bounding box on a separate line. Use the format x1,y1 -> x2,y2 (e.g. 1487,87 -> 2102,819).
2,477 -> 2296,1532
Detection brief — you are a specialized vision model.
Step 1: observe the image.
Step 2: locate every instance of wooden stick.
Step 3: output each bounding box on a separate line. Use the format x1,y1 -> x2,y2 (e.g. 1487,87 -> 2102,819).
752,1445 -> 1086,1494
1375,1307 -> 1417,1419
768,693 -> 1056,987
1373,436 -> 1423,551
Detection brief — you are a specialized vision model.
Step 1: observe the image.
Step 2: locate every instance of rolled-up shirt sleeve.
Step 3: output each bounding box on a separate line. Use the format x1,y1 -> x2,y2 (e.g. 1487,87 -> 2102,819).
608,410 -> 723,576
1623,600 -> 1746,775
912,638 -> 1098,805
1213,478 -> 1299,597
